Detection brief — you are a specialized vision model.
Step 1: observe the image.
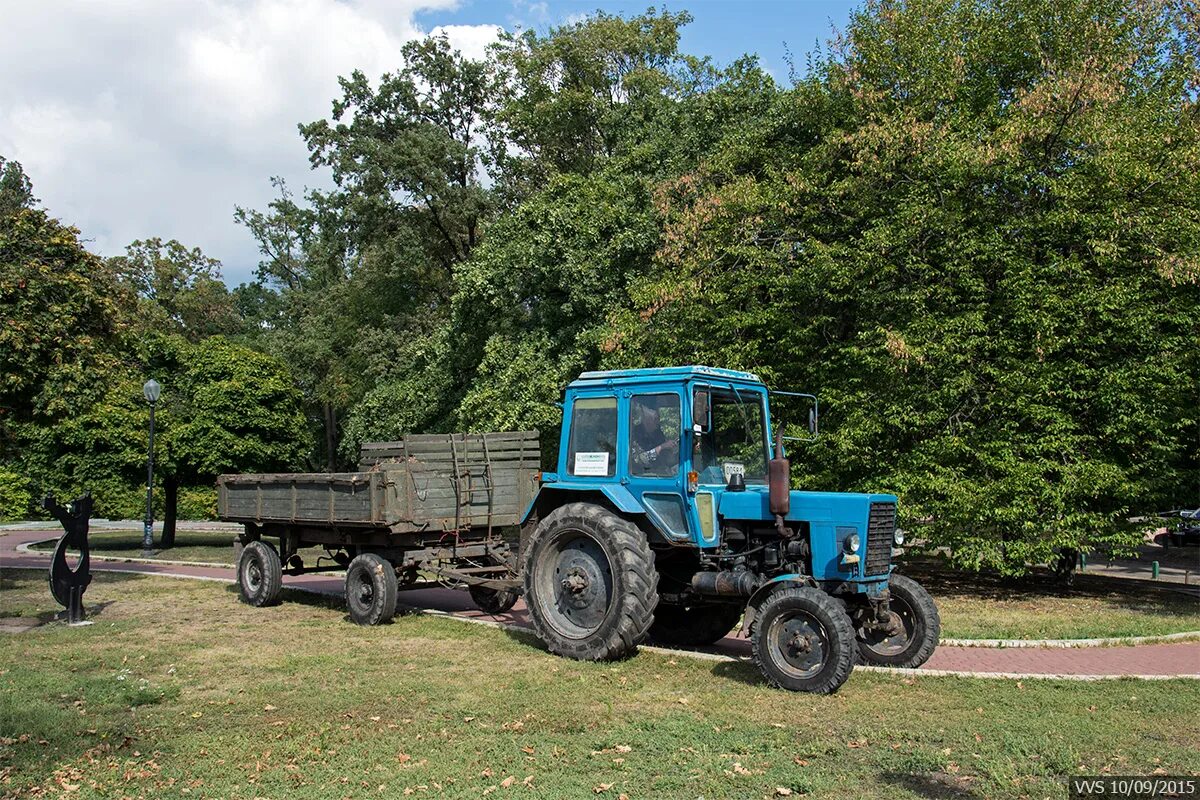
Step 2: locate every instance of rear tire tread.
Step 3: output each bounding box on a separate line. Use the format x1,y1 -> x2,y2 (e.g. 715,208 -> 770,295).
522,502 -> 658,661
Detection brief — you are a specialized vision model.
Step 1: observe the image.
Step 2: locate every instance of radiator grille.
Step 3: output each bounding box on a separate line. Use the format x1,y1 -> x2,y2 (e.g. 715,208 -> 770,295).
865,502 -> 896,576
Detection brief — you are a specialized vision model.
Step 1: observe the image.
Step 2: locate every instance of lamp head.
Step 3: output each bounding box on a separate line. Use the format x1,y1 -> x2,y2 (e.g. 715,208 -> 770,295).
143,378 -> 162,404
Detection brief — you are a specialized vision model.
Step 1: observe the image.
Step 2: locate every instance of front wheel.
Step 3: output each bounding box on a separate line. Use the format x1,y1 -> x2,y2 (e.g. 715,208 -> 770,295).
750,586 -> 856,694
854,574 -> 940,668
522,502 -> 658,661
345,553 -> 398,626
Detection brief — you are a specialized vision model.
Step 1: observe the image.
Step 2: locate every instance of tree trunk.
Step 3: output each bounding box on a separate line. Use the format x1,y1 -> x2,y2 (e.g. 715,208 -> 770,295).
161,475 -> 178,549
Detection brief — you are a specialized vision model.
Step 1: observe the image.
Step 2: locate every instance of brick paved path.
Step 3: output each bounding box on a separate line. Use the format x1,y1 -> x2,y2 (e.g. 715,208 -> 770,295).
4,528 -> 1197,677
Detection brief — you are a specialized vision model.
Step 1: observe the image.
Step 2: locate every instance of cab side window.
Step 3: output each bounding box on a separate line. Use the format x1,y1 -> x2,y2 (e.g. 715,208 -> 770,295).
567,397 -> 617,477
629,393 -> 681,477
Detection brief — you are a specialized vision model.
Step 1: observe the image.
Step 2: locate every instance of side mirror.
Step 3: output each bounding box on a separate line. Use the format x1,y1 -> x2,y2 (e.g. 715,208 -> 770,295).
808,406 -> 818,437
692,390 -> 709,431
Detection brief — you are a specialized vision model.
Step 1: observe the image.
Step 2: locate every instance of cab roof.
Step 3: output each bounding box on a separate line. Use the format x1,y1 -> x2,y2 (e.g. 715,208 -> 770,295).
568,366 -> 763,390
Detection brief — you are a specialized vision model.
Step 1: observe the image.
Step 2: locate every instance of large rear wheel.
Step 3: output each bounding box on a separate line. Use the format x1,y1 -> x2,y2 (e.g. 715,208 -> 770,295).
522,503 -> 657,661
855,574 -> 939,668
750,586 -> 856,694
648,602 -> 742,646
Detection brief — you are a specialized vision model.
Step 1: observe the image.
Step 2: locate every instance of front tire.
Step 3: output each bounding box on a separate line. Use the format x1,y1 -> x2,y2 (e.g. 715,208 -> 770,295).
522,503 -> 657,661
750,586 -> 856,694
649,602 -> 742,646
345,553 -> 398,626
237,540 -> 282,607
855,574 -> 940,668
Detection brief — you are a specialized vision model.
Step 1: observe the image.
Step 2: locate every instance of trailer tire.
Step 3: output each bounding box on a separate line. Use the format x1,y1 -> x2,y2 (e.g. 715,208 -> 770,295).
237,540 -> 283,607
648,602 -> 742,647
855,574 -> 939,668
522,502 -> 657,661
750,586 -> 856,694
345,553 -> 398,626
469,585 -> 519,614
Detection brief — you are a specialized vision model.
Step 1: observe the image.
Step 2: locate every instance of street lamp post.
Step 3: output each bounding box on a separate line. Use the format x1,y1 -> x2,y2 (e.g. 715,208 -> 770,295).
142,379 -> 161,558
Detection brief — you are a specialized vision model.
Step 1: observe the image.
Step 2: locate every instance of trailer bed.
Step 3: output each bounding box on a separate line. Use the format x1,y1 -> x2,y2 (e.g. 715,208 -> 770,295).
217,430 -> 540,534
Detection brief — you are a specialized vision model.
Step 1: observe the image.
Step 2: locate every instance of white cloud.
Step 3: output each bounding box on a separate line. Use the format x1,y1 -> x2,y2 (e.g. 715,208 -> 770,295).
0,0 -> 501,284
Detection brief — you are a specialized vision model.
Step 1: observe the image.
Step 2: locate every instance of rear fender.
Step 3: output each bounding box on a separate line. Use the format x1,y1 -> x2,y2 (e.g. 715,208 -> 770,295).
520,484 -> 691,548
521,483 -> 643,525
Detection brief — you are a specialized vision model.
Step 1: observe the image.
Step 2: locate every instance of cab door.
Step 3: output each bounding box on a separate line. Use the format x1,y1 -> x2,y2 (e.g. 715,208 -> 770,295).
624,390 -> 691,544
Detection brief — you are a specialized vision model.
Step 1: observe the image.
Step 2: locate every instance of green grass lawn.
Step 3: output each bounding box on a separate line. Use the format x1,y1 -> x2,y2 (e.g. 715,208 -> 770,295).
1,569 -> 1197,799
905,566 -> 1200,640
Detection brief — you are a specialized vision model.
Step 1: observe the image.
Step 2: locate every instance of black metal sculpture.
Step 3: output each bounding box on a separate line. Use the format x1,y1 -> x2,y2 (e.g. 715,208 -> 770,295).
43,493 -> 93,624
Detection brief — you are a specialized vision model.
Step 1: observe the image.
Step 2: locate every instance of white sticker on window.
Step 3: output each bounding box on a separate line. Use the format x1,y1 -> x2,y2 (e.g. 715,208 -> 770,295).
722,462 -> 746,483
574,452 -> 610,476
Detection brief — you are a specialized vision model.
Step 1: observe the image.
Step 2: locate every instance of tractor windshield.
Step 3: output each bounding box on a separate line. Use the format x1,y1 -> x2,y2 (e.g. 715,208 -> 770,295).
694,387 -> 768,485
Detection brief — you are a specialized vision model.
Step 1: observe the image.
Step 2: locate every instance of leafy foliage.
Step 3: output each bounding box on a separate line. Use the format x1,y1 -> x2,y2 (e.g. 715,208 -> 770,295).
164,336 -> 309,479
109,238 -> 242,342
0,205 -> 124,429
0,466 -> 32,521
604,0 -> 1200,571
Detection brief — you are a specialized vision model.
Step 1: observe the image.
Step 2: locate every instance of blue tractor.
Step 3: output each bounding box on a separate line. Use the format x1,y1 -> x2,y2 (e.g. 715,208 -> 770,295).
519,366 -> 939,694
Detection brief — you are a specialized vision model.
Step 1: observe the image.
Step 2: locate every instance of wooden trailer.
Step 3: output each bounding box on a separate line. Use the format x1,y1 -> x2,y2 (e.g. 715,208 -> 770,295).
216,431 -> 540,620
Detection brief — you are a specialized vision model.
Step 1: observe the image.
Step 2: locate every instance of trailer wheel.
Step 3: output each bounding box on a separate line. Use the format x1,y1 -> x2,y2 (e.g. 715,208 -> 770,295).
648,602 -> 742,646
522,502 -> 657,661
345,553 -> 398,626
855,574 -> 940,668
237,540 -> 283,607
750,586 -> 855,694
469,585 -> 519,614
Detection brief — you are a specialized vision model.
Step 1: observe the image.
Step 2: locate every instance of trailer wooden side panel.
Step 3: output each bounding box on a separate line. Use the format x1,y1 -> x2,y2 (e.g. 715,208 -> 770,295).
217,430 -> 540,533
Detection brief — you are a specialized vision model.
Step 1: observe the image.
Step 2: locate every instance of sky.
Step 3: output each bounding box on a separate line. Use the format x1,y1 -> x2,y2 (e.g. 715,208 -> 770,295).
0,0 -> 856,286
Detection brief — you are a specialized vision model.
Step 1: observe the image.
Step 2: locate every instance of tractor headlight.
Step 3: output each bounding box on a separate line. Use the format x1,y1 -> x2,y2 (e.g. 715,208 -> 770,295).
893,528 -> 905,546
844,533 -> 861,554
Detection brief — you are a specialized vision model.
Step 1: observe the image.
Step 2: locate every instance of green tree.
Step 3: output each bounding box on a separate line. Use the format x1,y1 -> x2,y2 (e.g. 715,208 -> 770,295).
109,237 -> 243,342
608,0 -> 1200,572
0,157 -> 36,218
489,8 -> 699,189
0,198 -> 124,435
238,34 -> 499,468
301,34 -> 494,274
156,335 -> 308,543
